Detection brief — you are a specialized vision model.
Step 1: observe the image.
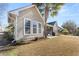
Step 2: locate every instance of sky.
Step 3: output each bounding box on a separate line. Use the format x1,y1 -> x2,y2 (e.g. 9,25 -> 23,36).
0,3 -> 79,28
48,3 -> 79,27
0,3 -> 32,28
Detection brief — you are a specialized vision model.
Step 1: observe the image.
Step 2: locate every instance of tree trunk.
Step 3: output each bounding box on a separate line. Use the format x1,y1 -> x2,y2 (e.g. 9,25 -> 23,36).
44,6 -> 49,38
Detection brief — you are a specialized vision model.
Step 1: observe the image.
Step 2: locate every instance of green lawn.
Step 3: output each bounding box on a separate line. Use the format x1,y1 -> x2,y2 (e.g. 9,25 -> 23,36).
0,35 -> 79,56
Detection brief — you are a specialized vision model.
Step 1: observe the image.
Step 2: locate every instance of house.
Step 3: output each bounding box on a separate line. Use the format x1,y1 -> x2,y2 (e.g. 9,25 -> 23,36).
8,5 -> 44,41
0,25 -> 3,35
0,25 -> 4,41
47,21 -> 58,36
0,25 -> 2,32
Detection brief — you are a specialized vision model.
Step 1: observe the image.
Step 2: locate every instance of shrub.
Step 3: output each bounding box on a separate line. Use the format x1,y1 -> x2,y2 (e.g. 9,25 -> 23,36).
3,24 -> 15,45
3,32 -> 14,41
62,20 -> 76,34
75,28 -> 79,36
61,28 -> 69,35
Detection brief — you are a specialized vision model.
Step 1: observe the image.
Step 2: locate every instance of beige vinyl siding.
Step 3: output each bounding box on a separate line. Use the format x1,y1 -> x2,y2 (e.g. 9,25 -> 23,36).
16,6 -> 44,40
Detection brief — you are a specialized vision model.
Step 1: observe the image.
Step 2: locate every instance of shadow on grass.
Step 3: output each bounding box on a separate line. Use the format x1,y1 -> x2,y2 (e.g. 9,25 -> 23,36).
0,46 -> 16,51
0,38 -> 45,53
14,42 -> 31,46
14,38 -> 43,46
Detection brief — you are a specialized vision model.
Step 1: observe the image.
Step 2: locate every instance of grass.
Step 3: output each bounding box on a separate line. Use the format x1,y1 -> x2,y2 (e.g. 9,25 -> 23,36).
0,35 -> 79,56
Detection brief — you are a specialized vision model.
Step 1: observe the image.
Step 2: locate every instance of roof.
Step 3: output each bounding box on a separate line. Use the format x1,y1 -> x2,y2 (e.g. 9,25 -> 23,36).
8,5 -> 44,23
9,5 -> 35,14
47,21 -> 57,27
47,24 -> 53,27
48,21 -> 57,25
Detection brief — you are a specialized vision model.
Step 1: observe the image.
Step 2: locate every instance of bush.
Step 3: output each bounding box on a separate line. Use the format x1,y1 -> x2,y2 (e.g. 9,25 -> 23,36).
3,24 -> 15,44
3,31 -> 14,42
62,20 -> 76,34
61,28 -> 69,35
75,28 -> 79,36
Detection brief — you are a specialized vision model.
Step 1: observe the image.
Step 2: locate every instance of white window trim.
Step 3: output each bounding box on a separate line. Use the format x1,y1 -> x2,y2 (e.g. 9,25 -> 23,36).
24,18 -> 42,35
24,18 -> 31,35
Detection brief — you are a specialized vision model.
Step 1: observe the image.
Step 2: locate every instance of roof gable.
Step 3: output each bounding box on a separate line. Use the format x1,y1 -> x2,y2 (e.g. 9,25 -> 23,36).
9,5 -> 35,14
9,5 -> 44,23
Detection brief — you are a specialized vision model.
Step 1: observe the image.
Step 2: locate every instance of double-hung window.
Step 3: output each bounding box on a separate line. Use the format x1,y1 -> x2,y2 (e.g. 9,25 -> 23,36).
24,19 -> 31,34
33,22 -> 37,33
38,23 -> 41,33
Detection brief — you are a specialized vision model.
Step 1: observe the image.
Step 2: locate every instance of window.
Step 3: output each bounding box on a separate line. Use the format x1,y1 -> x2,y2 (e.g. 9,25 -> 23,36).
25,19 -> 30,34
33,23 -> 37,33
38,23 -> 41,33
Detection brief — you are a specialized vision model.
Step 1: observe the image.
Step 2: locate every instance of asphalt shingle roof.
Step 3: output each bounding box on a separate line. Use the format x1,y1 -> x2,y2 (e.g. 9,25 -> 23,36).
48,21 -> 56,26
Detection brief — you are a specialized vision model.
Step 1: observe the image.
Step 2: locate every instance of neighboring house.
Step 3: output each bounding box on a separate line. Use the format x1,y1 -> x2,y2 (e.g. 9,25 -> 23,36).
8,5 -> 44,41
47,21 -> 58,36
0,26 -> 2,32
0,26 -> 4,40
0,25 -> 3,35
58,26 -> 64,32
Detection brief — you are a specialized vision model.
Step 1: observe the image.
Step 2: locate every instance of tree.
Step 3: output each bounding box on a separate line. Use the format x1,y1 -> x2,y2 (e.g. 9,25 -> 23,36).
3,24 -> 14,43
62,20 -> 77,34
5,23 -> 14,33
33,3 -> 64,38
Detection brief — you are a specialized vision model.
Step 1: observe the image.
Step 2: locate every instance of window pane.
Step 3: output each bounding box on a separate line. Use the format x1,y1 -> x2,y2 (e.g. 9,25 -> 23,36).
25,20 -> 30,34
39,23 -> 41,28
38,23 -> 41,33
33,28 -> 37,33
33,24 -> 37,33
39,28 -> 41,33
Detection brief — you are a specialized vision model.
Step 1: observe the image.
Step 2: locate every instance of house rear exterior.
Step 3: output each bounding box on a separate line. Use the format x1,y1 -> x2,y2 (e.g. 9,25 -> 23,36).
47,21 -> 58,36
0,25 -> 2,32
8,5 -> 44,41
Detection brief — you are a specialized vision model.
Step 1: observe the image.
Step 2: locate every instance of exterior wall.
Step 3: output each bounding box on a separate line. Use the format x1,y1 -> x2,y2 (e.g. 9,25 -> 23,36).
16,6 -> 44,40
8,13 -> 16,24
53,23 -> 58,36
47,22 -> 58,36
47,26 -> 53,36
